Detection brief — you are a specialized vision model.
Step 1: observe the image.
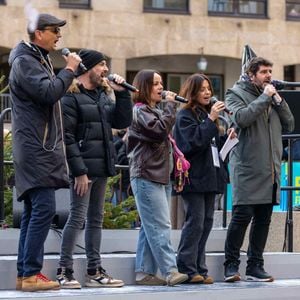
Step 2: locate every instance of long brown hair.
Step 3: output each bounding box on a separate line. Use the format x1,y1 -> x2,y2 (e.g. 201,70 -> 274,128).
180,73 -> 222,131
131,69 -> 161,105
180,73 -> 214,114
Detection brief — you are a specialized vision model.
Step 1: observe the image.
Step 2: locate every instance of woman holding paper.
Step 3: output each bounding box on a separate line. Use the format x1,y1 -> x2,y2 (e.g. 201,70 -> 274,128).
173,73 -> 236,284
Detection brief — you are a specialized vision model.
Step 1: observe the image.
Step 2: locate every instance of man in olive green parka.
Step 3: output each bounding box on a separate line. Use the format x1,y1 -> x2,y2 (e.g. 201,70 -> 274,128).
223,57 -> 294,283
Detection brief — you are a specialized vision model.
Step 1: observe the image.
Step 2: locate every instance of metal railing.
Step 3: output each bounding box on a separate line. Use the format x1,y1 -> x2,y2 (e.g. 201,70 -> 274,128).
222,134 -> 300,252
281,134 -> 300,252
0,108 -> 11,224
0,93 -> 11,122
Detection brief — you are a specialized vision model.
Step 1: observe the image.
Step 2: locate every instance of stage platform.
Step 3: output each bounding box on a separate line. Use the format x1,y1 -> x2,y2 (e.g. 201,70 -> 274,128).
1,228 -> 300,299
1,280 -> 300,300
0,227 -> 227,255
1,252 -> 300,290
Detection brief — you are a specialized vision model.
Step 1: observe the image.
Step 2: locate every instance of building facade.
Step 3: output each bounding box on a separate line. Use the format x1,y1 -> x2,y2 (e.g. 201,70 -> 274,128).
0,0 -> 300,99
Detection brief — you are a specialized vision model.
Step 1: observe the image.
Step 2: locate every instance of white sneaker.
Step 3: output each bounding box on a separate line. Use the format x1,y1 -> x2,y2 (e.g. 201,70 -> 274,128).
166,271 -> 188,286
56,267 -> 81,289
85,267 -> 124,288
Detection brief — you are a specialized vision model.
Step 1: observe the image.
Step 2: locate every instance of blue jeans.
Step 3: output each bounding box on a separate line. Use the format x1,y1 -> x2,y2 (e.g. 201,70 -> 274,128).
131,177 -> 178,277
17,188 -> 56,277
59,177 -> 107,270
177,192 -> 215,277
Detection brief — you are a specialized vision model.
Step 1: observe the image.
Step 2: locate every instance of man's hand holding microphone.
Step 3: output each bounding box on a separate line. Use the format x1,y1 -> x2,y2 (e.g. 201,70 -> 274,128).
264,83 -> 282,106
62,48 -> 83,74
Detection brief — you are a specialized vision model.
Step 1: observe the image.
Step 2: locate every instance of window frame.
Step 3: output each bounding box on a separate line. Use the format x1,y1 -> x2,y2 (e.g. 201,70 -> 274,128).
58,0 -> 91,9
166,73 -> 224,100
143,0 -> 190,15
286,1 -> 300,21
208,0 -> 268,19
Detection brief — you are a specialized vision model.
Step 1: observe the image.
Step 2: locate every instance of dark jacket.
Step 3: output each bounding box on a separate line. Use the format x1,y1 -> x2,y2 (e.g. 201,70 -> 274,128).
173,106 -> 228,194
8,41 -> 74,200
128,102 -> 177,185
113,135 -> 130,193
62,84 -> 132,178
226,80 -> 294,205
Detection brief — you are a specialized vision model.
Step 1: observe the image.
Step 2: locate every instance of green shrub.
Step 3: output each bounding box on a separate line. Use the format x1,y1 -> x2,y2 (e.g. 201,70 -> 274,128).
103,196 -> 138,229
3,131 -> 13,227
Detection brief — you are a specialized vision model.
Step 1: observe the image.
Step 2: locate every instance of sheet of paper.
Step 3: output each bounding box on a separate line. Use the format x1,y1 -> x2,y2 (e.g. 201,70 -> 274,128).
220,131 -> 239,161
211,144 -> 220,168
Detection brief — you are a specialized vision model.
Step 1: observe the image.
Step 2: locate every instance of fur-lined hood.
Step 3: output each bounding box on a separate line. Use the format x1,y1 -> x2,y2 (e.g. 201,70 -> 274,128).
67,78 -> 112,94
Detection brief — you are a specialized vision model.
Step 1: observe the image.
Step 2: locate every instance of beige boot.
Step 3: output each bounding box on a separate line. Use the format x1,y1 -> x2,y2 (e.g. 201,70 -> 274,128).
22,273 -> 60,292
16,277 -> 23,290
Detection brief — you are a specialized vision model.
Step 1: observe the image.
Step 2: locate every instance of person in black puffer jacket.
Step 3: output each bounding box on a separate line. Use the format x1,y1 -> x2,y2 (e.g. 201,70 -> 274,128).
56,49 -> 132,289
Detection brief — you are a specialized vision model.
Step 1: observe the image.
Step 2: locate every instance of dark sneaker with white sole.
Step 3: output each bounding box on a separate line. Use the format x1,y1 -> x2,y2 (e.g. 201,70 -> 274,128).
224,262 -> 241,282
246,264 -> 274,282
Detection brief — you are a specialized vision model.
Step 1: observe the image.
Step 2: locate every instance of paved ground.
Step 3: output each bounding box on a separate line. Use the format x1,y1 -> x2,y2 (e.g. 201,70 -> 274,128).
1,279 -> 300,300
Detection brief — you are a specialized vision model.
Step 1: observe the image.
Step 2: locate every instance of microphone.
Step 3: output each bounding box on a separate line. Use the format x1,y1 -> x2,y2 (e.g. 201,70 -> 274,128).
210,96 -> 233,115
62,48 -> 87,72
271,80 -> 300,90
161,91 -> 188,103
107,74 -> 139,93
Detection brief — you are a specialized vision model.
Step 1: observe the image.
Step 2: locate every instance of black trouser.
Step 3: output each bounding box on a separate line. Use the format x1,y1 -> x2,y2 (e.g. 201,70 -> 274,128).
177,192 -> 215,277
224,203 -> 273,268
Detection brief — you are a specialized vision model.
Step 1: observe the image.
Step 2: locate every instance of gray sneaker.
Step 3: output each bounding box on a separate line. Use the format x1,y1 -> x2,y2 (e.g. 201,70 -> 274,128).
166,271 -> 188,286
85,267 -> 124,288
56,267 -> 81,289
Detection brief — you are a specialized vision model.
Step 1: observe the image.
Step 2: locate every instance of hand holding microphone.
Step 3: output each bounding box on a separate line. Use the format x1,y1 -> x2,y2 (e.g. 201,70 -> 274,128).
161,90 -> 188,103
210,96 -> 233,115
263,84 -> 282,106
61,48 -> 86,73
107,74 -> 139,92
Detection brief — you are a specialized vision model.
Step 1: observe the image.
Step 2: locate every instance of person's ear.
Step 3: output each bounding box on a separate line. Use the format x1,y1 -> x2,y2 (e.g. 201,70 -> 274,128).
35,30 -> 43,41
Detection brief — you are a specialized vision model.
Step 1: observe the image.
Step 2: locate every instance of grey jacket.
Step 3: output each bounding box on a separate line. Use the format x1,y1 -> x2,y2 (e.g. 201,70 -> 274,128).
225,80 -> 294,206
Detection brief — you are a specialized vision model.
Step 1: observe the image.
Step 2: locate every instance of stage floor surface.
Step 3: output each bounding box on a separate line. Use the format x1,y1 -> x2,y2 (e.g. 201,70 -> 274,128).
1,279 -> 300,300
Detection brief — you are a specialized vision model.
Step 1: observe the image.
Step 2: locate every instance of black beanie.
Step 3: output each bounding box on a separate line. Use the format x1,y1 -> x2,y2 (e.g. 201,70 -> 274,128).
76,49 -> 106,76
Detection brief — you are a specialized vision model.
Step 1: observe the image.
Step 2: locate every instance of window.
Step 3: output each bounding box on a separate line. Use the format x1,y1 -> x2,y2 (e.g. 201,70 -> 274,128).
167,73 -> 223,100
286,1 -> 300,20
208,0 -> 267,18
284,65 -> 295,89
59,0 -> 91,9
167,74 -> 189,94
144,0 -> 189,14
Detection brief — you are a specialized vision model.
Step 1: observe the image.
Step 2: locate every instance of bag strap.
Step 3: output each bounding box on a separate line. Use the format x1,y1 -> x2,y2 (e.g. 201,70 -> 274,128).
168,134 -> 184,157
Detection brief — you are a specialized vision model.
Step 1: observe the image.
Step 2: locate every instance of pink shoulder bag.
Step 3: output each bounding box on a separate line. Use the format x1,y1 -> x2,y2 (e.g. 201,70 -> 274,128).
169,135 -> 190,192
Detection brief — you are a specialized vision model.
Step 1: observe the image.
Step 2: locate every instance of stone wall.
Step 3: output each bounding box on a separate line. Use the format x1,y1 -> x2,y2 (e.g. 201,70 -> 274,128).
1,0 -> 300,88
